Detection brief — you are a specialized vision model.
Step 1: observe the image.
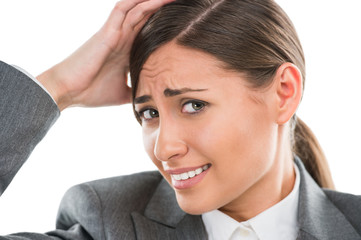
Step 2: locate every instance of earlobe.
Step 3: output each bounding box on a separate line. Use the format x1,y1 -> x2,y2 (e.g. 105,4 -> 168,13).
275,63 -> 303,125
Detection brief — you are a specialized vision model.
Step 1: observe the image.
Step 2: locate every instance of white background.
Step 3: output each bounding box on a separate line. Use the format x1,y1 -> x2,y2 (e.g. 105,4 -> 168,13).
0,0 -> 360,235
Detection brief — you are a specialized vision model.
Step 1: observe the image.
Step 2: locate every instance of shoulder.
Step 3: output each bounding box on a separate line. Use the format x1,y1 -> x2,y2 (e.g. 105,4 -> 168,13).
324,188 -> 361,232
0,60 -> 12,73
76,170 -> 163,199
56,171 -> 164,239
0,61 -> 16,75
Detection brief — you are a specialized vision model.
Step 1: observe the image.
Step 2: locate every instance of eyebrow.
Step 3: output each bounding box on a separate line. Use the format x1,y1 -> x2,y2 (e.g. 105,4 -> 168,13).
134,95 -> 152,104
134,88 -> 208,104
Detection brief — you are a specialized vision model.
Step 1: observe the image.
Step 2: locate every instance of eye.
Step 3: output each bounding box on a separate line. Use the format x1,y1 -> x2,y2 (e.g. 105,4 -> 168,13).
139,108 -> 159,121
182,100 -> 207,114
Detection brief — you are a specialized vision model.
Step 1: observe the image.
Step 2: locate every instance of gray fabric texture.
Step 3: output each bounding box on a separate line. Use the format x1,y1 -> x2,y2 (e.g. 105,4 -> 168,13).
53,158 -> 361,240
0,61 -> 60,196
1,61 -> 361,239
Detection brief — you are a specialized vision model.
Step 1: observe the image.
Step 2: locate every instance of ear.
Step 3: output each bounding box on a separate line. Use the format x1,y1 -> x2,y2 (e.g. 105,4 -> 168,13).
274,63 -> 303,125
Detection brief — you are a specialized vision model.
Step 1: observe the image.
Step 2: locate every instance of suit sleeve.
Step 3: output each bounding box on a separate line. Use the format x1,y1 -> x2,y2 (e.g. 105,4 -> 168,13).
0,61 -> 60,196
0,62 -> 99,239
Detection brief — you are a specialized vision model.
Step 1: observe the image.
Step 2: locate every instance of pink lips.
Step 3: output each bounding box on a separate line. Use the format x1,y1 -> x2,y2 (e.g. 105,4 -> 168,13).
165,164 -> 207,174
168,164 -> 211,190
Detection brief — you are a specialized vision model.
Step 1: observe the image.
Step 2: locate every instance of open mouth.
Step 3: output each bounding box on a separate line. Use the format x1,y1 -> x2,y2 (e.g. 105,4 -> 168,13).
171,164 -> 211,181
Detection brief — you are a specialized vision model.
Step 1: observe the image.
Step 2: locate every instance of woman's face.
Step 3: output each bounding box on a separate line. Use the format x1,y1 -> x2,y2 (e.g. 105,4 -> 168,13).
134,41 -> 281,216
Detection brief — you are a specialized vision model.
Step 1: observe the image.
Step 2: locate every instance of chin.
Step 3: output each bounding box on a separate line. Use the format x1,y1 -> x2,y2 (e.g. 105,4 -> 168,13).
175,194 -> 218,215
178,202 -> 210,215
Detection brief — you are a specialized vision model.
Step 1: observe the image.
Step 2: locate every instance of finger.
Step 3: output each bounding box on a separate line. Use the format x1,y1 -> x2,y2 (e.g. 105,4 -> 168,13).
132,11 -> 153,34
122,11 -> 153,50
123,0 -> 175,31
105,0 -> 150,31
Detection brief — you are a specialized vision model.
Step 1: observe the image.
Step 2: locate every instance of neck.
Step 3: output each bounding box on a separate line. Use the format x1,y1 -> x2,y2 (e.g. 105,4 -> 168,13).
219,126 -> 296,222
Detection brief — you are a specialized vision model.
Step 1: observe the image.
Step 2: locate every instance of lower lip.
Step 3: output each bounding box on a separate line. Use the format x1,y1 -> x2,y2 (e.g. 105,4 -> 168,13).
171,167 -> 210,190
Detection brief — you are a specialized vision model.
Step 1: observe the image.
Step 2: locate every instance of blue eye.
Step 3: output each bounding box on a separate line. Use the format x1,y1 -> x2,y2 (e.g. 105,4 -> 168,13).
139,108 -> 159,120
182,101 -> 207,113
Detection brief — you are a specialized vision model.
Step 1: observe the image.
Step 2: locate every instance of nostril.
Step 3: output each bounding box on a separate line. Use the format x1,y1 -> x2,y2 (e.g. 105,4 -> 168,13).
154,128 -> 188,161
168,153 -> 180,160
154,142 -> 188,162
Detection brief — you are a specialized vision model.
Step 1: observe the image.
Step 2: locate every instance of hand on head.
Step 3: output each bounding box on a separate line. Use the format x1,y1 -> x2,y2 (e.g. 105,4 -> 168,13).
37,0 -> 174,111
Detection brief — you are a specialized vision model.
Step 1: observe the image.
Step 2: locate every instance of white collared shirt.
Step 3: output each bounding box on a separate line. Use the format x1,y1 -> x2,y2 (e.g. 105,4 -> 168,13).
202,164 -> 300,240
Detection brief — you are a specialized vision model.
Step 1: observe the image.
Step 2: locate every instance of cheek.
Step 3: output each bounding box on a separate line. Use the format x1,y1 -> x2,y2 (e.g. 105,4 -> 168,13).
196,102 -> 276,172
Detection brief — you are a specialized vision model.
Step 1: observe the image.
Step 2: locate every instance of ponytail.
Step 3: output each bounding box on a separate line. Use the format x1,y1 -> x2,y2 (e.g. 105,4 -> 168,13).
293,116 -> 335,189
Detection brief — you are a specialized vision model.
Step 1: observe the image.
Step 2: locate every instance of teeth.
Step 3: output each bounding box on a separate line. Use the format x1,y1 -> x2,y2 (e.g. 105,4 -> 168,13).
171,164 -> 210,181
195,168 -> 203,175
188,171 -> 196,178
181,173 -> 189,180
173,174 -> 181,181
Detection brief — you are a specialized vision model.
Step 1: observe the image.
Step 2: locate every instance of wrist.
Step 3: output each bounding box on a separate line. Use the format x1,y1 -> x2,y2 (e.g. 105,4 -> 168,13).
37,67 -> 71,111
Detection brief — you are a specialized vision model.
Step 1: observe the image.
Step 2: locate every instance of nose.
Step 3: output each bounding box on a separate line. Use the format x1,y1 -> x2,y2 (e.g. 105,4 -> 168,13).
154,119 -> 188,162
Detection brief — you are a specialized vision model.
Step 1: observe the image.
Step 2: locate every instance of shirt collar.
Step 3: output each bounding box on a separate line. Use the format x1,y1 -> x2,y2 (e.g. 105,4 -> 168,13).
202,163 -> 300,240
202,209 -> 243,240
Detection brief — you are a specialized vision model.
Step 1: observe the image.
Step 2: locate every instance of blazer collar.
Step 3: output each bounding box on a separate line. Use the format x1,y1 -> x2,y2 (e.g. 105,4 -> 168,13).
131,178 -> 207,239
143,179 -> 184,227
295,157 -> 360,240
132,158 -> 360,240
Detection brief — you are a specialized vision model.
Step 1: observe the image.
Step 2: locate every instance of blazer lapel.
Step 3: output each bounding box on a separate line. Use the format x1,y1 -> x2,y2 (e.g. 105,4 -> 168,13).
131,179 -> 207,239
132,158 -> 360,240
295,158 -> 361,240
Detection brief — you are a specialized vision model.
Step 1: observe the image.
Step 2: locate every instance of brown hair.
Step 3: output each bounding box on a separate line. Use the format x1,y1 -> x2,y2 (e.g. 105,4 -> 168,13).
130,0 -> 334,189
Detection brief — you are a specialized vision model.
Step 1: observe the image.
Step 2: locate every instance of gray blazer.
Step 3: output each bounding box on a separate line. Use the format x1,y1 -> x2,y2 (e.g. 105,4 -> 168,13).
1,61 -> 361,240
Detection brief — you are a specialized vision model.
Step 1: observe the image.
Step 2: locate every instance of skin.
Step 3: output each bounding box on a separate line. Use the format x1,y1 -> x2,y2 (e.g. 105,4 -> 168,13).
135,41 -> 302,221
37,0 -> 302,222
38,0 -> 175,110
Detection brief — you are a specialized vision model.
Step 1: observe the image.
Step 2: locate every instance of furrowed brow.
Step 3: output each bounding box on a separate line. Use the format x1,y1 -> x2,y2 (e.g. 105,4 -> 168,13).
164,88 -> 207,97
134,88 -> 207,104
134,95 -> 152,104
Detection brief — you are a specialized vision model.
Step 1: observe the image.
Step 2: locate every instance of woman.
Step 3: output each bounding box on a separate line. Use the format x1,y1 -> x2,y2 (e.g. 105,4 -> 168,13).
0,0 -> 360,239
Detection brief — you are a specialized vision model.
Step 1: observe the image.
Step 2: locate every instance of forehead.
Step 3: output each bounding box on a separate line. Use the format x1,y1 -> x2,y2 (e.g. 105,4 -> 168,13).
136,41 -> 235,96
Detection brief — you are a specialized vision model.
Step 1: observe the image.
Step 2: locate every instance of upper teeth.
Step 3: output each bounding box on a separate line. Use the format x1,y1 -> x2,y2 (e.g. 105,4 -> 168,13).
172,164 -> 209,181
